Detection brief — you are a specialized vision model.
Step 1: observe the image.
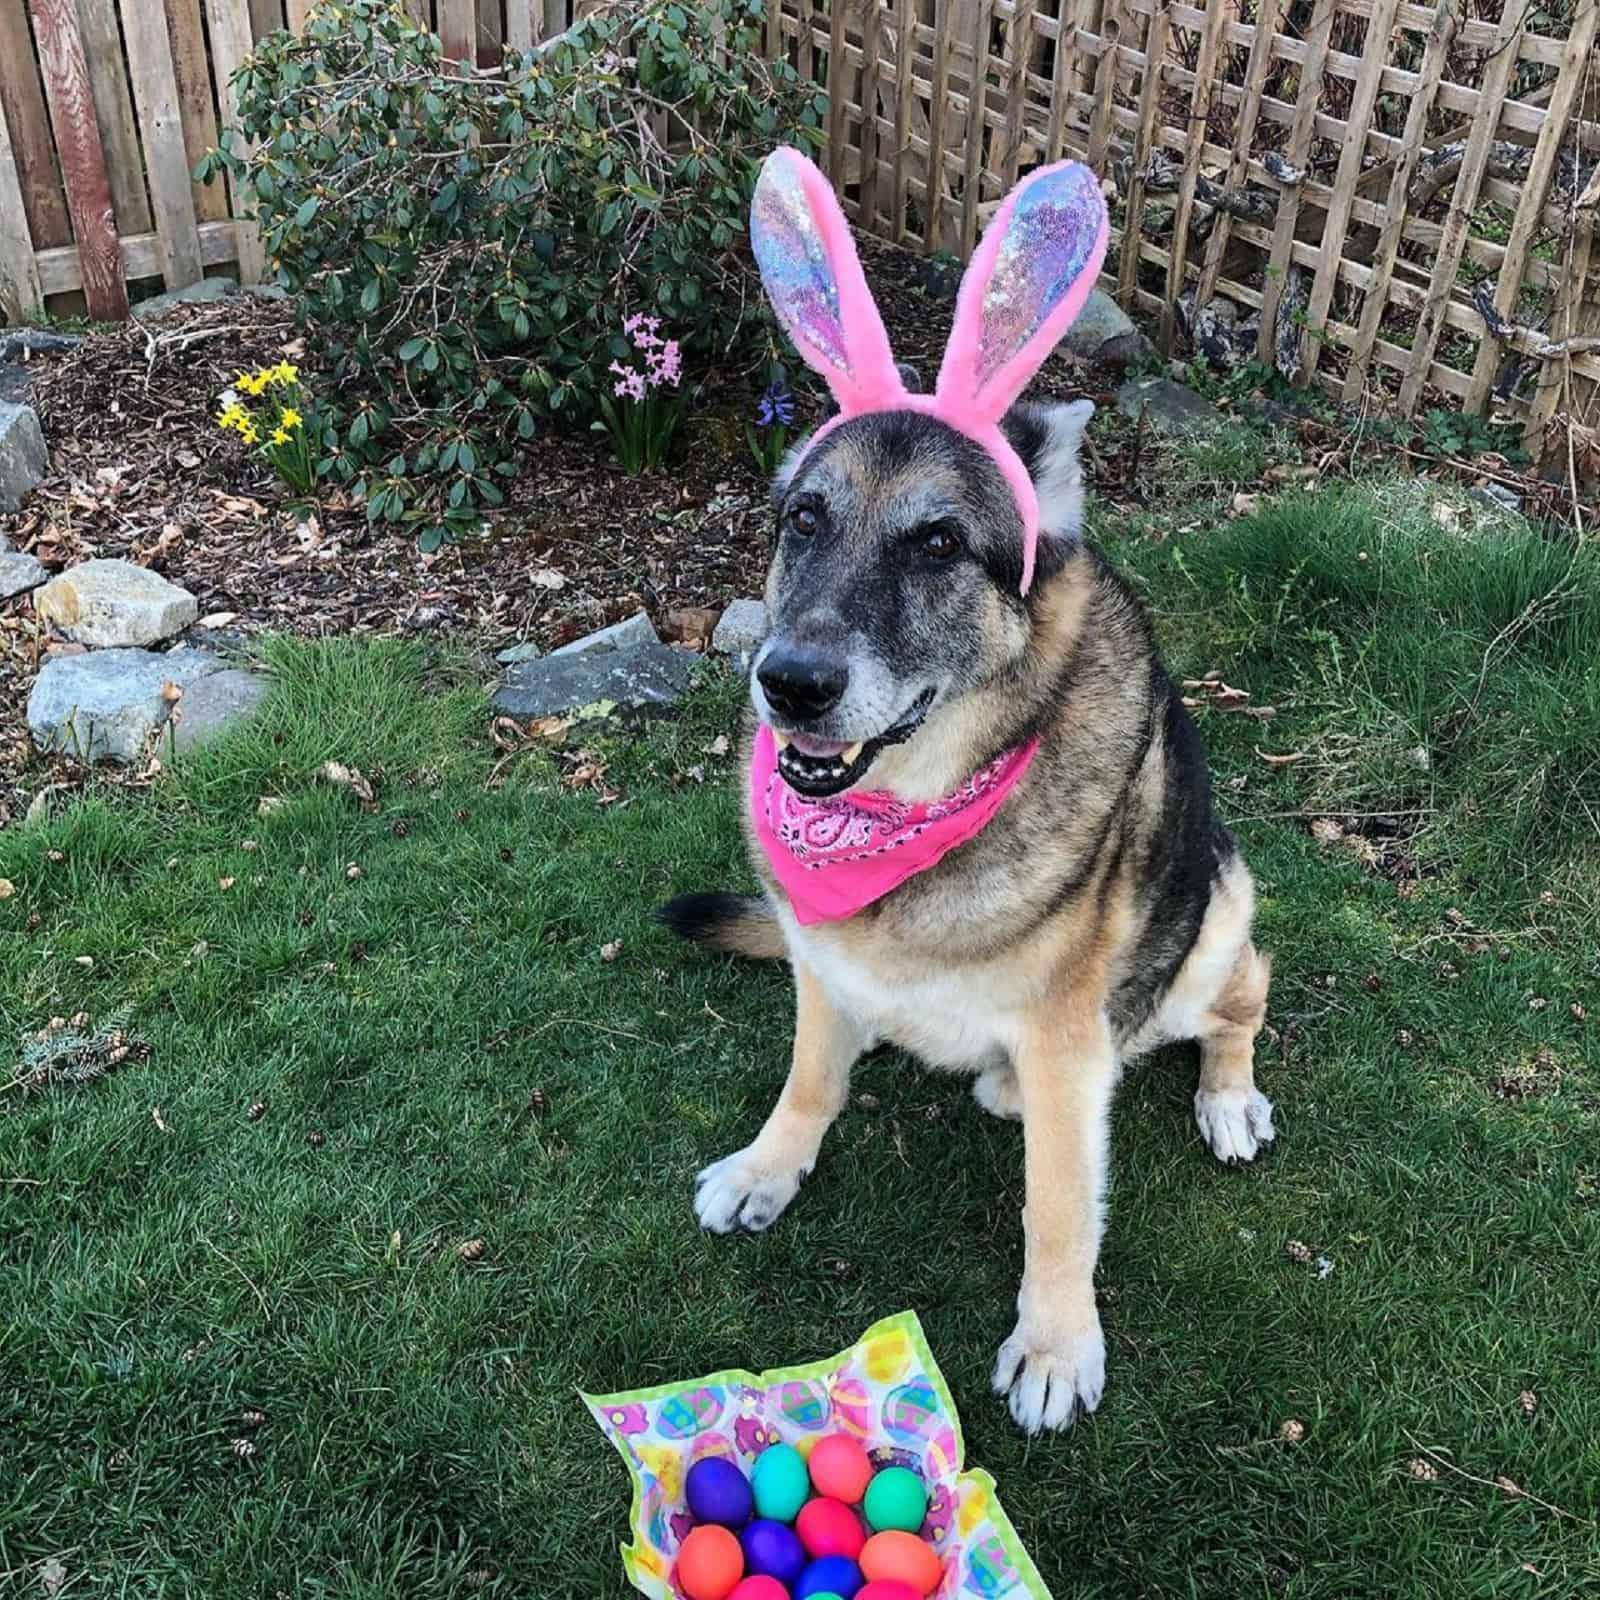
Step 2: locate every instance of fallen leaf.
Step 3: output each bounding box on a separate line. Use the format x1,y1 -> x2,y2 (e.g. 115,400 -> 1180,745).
345,863 -> 362,881
316,761 -> 378,813
257,795 -> 286,817
600,939 -> 623,962
1230,491 -> 1260,518
218,876 -> 236,891
705,734 -> 731,757
152,1106 -> 172,1134
38,1557 -> 67,1596
524,714 -> 574,740
664,606 -> 719,647
1264,463 -> 1319,486
74,955 -> 94,968
529,568 -> 567,590
197,611 -> 240,629
161,681 -> 183,703
0,879 -> 13,899
1311,818 -> 1344,845
1255,748 -> 1305,767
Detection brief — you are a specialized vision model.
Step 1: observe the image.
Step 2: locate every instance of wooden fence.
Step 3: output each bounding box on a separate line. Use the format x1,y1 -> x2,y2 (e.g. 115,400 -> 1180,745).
3,1 -> 1597,452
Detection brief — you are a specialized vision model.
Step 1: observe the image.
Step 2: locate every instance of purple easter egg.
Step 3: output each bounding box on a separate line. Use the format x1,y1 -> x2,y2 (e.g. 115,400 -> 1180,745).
686,1457 -> 754,1529
741,1519 -> 807,1586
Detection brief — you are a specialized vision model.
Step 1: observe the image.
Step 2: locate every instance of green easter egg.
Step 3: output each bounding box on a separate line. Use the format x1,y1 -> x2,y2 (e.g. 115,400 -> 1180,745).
864,1465 -> 928,1533
751,1442 -> 809,1522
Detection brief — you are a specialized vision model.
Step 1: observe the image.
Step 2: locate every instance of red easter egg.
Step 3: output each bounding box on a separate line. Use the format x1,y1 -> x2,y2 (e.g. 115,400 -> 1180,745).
728,1579 -> 790,1600
796,1495 -> 867,1559
857,1583 -> 923,1600
860,1530 -> 942,1596
808,1433 -> 874,1503
677,1524 -> 744,1600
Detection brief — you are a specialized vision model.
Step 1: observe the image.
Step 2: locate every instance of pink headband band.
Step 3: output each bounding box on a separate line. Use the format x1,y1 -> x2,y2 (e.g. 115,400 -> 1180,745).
750,147 -> 1110,594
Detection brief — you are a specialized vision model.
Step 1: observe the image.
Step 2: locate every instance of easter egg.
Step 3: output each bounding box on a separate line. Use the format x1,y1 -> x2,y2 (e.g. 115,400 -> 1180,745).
860,1530 -> 942,1596
796,1496 -> 867,1559
659,1385 -> 726,1440
751,1442 -> 809,1522
858,1585 -> 922,1600
794,1554 -> 865,1598
690,1432 -> 738,1466
924,1426 -> 958,1481
809,1434 -> 874,1503
677,1524 -> 744,1600
729,1580 -> 790,1600
864,1467 -> 928,1534
778,1378 -> 831,1431
861,1328 -> 914,1383
740,1519 -> 807,1586
829,1377 -> 873,1437
962,1534 -> 1019,1595
882,1381 -> 940,1444
686,1458 -> 754,1529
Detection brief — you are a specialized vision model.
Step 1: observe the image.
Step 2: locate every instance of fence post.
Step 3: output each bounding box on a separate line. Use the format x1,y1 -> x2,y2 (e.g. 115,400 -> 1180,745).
206,0 -> 268,286
0,98 -> 46,320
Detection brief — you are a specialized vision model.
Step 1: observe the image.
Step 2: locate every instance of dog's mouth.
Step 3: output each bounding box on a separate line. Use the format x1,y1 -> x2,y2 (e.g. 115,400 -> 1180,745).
772,687 -> 937,798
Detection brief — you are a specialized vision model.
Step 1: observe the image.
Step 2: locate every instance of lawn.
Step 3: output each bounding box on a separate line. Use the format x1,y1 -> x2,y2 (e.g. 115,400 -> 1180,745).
3,469 -> 1597,1598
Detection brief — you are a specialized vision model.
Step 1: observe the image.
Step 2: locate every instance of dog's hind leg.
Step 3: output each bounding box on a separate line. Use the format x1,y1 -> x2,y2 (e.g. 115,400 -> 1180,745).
1192,940 -> 1276,1165
695,963 -> 864,1233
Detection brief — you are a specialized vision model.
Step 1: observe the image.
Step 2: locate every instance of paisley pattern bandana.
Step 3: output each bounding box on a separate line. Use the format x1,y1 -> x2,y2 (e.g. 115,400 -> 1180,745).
751,725 -> 1040,926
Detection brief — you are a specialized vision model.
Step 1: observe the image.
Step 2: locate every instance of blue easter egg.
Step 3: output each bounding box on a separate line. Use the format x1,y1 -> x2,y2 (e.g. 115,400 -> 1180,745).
795,1554 -> 864,1598
685,1457 -> 753,1529
741,1519 -> 807,1586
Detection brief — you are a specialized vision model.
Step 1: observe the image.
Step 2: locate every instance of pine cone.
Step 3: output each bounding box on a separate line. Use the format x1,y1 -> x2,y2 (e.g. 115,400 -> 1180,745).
1284,1239 -> 1313,1264
458,1238 -> 486,1262
248,1100 -> 268,1122
231,1437 -> 257,1459
1406,1457 -> 1438,1482
1519,1389 -> 1538,1417
1277,1419 -> 1306,1443
305,1130 -> 325,1147
241,1408 -> 269,1429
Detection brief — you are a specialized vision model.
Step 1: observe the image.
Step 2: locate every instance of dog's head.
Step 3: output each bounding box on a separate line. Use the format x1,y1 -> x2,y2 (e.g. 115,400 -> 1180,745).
754,393 -> 1094,797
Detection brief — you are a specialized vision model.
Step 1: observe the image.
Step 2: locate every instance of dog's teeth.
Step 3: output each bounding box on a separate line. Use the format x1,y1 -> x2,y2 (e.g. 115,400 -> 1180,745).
772,730 -> 791,750
842,742 -> 864,764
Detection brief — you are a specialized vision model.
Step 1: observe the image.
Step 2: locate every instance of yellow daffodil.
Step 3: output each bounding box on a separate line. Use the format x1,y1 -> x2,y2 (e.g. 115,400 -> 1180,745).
270,427 -> 291,447
279,406 -> 302,430
269,361 -> 298,386
239,423 -> 260,445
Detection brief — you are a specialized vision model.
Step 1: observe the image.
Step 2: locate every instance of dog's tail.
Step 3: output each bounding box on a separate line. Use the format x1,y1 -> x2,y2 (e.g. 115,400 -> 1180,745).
655,892 -> 785,961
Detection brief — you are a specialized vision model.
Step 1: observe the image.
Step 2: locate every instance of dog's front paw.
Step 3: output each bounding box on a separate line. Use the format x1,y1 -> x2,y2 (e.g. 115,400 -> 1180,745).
694,1148 -> 808,1234
1194,1087 -> 1276,1164
972,1064 -> 1023,1122
992,1315 -> 1106,1433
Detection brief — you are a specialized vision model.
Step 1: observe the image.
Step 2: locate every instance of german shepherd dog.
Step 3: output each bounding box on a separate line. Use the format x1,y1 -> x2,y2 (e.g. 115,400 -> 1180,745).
660,152 -> 1275,1433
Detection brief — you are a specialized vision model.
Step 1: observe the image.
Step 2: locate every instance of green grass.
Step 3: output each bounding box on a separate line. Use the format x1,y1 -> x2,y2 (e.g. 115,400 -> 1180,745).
3,480 -> 1598,1598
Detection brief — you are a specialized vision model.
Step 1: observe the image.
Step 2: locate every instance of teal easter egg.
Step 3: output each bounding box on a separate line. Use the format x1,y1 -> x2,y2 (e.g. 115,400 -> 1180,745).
656,1385 -> 725,1440
751,1442 -> 809,1522
777,1378 -> 830,1431
864,1466 -> 928,1533
882,1379 -> 940,1443
963,1534 -> 1019,1595
829,1377 -> 873,1438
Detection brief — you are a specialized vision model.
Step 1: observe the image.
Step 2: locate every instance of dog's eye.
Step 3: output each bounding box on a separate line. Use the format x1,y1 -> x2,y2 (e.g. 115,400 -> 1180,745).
787,505 -> 819,537
916,522 -> 962,561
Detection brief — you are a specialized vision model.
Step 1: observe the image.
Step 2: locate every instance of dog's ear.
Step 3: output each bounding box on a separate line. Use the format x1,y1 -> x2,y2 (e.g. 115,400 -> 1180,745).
1001,399 -> 1094,572
935,164 -> 1109,426
750,147 -> 905,415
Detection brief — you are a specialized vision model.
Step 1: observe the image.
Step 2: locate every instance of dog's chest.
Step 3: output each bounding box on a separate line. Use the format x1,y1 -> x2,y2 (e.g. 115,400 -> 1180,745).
794,927 -> 1035,1071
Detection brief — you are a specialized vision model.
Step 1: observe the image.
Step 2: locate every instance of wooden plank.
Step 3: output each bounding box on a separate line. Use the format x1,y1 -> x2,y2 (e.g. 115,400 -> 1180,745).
34,213 -> 237,293
857,0 -> 884,231
438,0 -> 474,63
924,0 -> 953,248
506,0 -> 531,49
28,0 -> 127,317
0,90 -> 46,318
1523,162 -> 1600,450
75,0 -> 153,235
477,0 -> 502,67
1193,0 -> 1281,314
826,0 -> 848,195
959,0 -> 993,258
0,0 -> 72,246
891,0 -> 915,241
1254,0 -> 1335,366
1340,0 -> 1458,405
165,0 -> 227,224
1083,0 -> 1122,176
118,0 -> 203,289
1396,0 -> 1529,415
998,0 -> 1036,192
1044,0 -> 1089,165
205,0 -> 266,285
1158,0 -> 1225,351
797,0 -> 815,82
543,1 -> 565,41
1464,1 -> 1599,413
248,0 -> 282,38
1116,0 -> 1170,308
284,0 -> 310,29
1297,0 -> 1402,384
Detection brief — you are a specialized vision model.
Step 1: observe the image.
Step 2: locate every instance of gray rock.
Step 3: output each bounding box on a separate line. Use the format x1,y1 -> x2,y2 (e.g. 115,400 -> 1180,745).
28,647 -> 225,764
168,668 -> 271,754
712,598 -> 769,660
34,559 -> 199,647
0,401 -> 49,512
240,283 -> 289,302
549,609 -> 658,659
1114,376 -> 1225,436
495,640 -> 544,665
491,639 -> 697,722
0,329 -> 83,361
0,551 -> 48,598
1060,288 -> 1151,368
131,275 -> 238,322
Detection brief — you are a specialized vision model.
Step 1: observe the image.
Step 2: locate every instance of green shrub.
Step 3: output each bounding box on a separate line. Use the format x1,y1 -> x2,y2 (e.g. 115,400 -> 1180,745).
202,0 -> 821,547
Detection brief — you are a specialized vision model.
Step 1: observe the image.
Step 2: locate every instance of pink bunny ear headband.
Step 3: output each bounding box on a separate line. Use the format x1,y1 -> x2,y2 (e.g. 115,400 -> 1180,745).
750,146 -> 1110,595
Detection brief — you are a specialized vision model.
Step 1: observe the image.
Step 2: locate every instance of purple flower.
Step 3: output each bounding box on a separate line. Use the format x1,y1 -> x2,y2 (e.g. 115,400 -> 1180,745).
624,312 -> 662,352
755,381 -> 794,428
648,339 -> 682,389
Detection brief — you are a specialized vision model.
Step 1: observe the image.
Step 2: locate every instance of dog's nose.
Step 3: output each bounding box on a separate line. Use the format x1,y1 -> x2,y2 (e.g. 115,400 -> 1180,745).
757,644 -> 848,721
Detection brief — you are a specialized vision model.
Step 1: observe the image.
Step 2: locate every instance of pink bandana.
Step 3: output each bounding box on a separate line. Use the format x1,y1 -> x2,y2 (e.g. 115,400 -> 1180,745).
751,726 -> 1040,926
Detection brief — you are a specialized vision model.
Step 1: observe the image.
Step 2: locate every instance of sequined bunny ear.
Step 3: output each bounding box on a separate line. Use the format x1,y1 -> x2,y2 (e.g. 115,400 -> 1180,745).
935,162 -> 1109,425
750,147 -> 906,416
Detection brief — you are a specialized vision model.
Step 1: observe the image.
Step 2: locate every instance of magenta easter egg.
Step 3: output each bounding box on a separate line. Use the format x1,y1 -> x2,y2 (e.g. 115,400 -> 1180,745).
923,1426 -> 958,1480
777,1378 -> 830,1431
829,1378 -> 873,1438
658,1386 -> 726,1440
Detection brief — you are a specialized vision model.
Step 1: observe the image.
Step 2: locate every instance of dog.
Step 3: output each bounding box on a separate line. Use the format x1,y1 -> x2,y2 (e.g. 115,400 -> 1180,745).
658,150 -> 1275,1433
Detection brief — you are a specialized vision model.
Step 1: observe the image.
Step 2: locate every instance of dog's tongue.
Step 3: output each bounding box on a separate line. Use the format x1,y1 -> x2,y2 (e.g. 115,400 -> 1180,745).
788,733 -> 853,758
